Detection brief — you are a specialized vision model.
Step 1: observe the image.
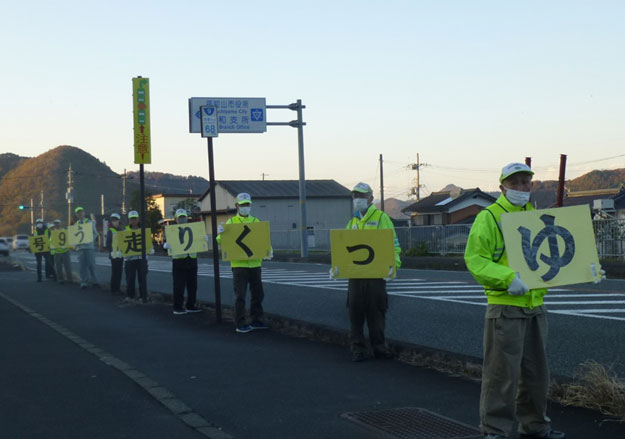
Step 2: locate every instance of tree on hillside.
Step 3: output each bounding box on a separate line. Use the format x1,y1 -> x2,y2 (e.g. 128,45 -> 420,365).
129,190 -> 163,235
171,198 -> 199,217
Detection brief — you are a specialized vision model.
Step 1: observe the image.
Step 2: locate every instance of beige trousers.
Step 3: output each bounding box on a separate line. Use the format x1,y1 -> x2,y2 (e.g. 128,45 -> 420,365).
480,305 -> 551,437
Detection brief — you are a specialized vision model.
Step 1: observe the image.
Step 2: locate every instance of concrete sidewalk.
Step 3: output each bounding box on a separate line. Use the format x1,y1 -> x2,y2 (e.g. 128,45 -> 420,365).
0,268 -> 622,439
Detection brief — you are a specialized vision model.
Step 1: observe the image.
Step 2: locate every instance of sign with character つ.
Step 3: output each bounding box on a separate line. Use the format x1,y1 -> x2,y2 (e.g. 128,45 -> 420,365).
501,205 -> 602,289
330,229 -> 396,279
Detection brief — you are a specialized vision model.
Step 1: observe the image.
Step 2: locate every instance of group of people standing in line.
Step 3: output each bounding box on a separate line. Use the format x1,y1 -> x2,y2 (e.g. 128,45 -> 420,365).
29,165 -> 571,438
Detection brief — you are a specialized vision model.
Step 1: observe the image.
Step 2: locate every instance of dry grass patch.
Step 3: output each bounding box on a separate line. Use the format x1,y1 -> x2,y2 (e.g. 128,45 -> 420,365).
551,360 -> 625,420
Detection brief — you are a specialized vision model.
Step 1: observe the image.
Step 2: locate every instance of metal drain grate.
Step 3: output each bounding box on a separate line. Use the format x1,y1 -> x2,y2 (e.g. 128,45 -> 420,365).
341,407 -> 482,439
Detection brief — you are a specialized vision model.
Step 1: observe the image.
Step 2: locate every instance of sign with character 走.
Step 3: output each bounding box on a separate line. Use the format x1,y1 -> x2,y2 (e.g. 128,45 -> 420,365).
330,229 -> 396,279
116,228 -> 153,257
501,205 -> 602,289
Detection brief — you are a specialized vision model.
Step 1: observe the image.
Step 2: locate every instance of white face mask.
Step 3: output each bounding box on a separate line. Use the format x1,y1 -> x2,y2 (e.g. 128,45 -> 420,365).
238,206 -> 251,216
353,198 -> 369,215
36,223 -> 43,229
504,186 -> 531,207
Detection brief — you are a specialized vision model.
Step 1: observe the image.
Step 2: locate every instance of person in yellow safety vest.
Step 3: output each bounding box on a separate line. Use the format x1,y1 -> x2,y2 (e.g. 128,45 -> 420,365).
163,209 -> 203,315
344,182 -> 401,363
464,163 -> 565,439
33,218 -> 56,282
74,206 -> 99,289
106,213 -> 124,294
216,192 -> 271,333
50,219 -> 72,284
122,210 -> 148,303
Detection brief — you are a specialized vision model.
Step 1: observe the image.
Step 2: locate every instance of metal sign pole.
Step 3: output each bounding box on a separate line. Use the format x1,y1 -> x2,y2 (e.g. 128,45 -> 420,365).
139,163 -> 148,302
206,137 -> 222,322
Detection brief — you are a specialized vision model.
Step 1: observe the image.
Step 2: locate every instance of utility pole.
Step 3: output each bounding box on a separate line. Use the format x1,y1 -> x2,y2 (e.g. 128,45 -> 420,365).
66,164 -> 74,225
556,154 -> 567,207
30,198 -> 34,233
410,153 -> 428,201
101,194 -> 105,215
40,190 -> 44,221
121,168 -> 127,215
261,173 -> 269,181
379,154 -> 385,212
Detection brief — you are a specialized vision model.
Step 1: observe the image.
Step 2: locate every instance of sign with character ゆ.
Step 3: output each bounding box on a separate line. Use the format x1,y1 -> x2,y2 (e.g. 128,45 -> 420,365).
501,205 -> 602,289
330,229 -> 396,279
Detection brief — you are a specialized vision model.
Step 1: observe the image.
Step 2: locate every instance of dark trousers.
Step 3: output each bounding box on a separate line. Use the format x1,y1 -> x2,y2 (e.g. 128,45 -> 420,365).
172,257 -> 198,310
110,258 -> 123,292
35,252 -> 55,281
232,267 -> 264,327
125,259 -> 147,299
347,278 -> 388,354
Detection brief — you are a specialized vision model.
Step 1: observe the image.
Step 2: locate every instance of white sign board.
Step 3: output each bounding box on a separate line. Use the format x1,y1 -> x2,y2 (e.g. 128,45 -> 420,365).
189,97 -> 267,134
200,106 -> 218,138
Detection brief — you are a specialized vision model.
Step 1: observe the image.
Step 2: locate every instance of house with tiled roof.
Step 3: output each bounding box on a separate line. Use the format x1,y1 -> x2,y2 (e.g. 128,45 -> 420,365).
557,185 -> 625,219
402,188 -> 496,226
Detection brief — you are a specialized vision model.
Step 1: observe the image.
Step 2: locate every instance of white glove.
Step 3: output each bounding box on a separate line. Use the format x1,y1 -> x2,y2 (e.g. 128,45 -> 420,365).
593,264 -> 607,284
116,250 -> 122,258
204,235 -> 210,242
149,248 -> 155,255
110,251 -> 114,258
264,249 -> 273,260
508,273 -> 529,296
163,242 -> 170,250
384,266 -> 395,281
329,267 -> 337,279
217,224 -> 224,234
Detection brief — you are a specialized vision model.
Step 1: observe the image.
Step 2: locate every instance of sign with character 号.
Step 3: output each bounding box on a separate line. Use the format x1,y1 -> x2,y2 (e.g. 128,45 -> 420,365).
330,229 -> 396,279
165,222 -> 209,256
117,228 -> 153,257
501,205 -> 602,289
29,235 -> 50,253
50,229 -> 69,251
221,222 -> 271,261
68,223 -> 95,246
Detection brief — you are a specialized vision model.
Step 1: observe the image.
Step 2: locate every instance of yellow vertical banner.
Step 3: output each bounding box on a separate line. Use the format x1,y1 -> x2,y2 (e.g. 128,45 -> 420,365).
132,77 -> 151,164
68,223 -> 95,246
29,235 -> 50,253
50,229 -> 69,251
330,229 -> 396,279
117,228 -> 153,257
501,205 -> 602,289
220,222 -> 271,261
165,222 -> 208,255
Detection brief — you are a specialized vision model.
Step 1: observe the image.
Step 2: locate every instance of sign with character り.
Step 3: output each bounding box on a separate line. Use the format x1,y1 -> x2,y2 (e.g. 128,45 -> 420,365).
220,221 -> 271,261
330,229 -> 396,279
164,222 -> 208,256
501,205 -> 602,289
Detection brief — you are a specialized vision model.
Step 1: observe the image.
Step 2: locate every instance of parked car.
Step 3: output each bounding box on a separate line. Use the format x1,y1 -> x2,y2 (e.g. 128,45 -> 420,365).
0,238 -> 9,256
3,236 -> 13,248
12,234 -> 29,250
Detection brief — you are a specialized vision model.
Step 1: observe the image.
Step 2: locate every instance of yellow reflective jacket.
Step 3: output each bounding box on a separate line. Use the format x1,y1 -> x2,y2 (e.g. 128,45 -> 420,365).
346,204 -> 401,269
216,214 -> 262,268
464,194 -> 547,308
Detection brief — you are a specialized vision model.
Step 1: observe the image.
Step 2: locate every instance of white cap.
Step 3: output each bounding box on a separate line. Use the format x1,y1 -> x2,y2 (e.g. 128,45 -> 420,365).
110,213 -> 121,220
53,219 -> 61,224
352,182 -> 373,194
35,218 -> 43,223
128,210 -> 139,219
236,193 -> 252,204
500,163 -> 534,183
175,208 -> 188,218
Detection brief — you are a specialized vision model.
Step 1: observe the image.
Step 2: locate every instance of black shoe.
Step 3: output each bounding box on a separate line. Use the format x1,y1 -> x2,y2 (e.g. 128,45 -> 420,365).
173,308 -> 187,315
374,349 -> 395,359
186,306 -> 203,313
351,352 -> 367,362
519,427 -> 565,439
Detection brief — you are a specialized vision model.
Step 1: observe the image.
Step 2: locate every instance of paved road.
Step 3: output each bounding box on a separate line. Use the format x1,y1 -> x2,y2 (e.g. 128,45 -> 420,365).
10,250 -> 625,379
2,256 -> 624,439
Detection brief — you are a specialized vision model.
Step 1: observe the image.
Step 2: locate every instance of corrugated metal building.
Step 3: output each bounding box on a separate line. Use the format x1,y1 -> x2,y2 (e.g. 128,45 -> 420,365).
198,180 -> 352,249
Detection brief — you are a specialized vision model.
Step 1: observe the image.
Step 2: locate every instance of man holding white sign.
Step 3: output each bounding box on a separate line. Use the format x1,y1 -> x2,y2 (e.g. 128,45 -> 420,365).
464,163 -> 566,439
74,206 -> 99,289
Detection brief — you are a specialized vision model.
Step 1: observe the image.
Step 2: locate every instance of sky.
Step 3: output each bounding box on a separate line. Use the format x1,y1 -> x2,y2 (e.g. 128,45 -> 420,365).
1,1 -> 625,200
